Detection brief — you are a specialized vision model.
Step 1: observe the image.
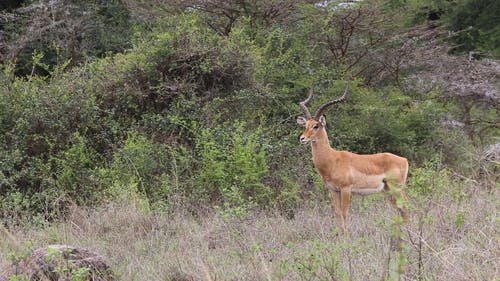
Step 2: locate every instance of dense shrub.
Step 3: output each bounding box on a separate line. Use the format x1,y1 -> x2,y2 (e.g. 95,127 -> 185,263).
194,122 -> 270,214
331,86 -> 443,162
446,0 -> 500,58
0,4 -> 496,222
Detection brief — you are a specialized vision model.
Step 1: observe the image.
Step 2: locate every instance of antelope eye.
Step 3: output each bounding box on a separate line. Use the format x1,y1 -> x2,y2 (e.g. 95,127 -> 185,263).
313,124 -> 319,129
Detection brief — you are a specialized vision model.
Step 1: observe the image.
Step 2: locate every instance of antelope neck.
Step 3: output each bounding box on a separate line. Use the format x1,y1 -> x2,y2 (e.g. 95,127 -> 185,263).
310,135 -> 340,177
310,131 -> 335,157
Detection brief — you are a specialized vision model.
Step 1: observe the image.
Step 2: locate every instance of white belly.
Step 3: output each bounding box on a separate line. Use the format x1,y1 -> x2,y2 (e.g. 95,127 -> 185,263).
351,182 -> 385,195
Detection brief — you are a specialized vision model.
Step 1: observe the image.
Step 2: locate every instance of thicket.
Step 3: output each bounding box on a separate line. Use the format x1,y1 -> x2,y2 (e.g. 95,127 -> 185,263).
0,0 -> 498,224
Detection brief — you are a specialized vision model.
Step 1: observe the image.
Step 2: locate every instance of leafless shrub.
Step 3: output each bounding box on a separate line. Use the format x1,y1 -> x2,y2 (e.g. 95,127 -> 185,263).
0,0 -> 131,75
321,7 -> 499,106
0,0 -> 88,62
392,24 -> 499,143
312,5 -> 431,86
122,0 -> 316,35
403,25 -> 500,105
321,5 -> 389,74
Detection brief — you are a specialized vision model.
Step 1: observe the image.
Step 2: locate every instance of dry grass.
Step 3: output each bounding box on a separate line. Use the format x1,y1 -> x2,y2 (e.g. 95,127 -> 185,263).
1,187 -> 498,281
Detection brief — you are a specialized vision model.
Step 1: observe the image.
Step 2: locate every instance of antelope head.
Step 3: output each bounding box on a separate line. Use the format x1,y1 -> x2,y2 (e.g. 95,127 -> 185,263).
296,84 -> 349,144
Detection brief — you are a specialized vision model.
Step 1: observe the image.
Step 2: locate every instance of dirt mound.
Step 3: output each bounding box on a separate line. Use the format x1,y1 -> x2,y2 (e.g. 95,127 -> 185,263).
0,245 -> 115,281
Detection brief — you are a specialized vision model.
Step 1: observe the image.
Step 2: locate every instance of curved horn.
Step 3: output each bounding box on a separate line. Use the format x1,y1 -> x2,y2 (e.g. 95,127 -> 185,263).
299,87 -> 314,119
314,82 -> 349,119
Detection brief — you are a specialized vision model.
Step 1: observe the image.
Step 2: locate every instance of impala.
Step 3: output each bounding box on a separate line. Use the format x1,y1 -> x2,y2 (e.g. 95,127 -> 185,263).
296,84 -> 410,236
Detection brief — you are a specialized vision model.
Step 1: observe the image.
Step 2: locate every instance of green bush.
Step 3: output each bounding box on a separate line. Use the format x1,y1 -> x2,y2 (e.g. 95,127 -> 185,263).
97,132 -> 189,210
51,133 -> 102,205
194,122 -> 270,215
0,62 -> 105,220
330,86 -> 443,162
408,157 -> 467,209
446,0 -> 500,58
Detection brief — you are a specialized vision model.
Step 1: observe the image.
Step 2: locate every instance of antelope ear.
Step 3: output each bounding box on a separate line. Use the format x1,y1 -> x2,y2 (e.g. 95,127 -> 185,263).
319,115 -> 326,127
296,116 -> 307,127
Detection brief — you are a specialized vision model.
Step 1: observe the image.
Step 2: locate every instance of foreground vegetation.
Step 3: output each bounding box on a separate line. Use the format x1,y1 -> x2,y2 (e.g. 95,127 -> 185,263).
1,176 -> 497,280
0,0 -> 498,280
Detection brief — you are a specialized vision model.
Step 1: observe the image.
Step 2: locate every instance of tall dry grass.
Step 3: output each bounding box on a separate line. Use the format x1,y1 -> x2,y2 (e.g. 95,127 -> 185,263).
1,186 -> 498,281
